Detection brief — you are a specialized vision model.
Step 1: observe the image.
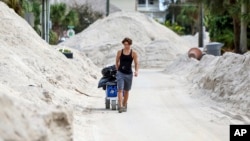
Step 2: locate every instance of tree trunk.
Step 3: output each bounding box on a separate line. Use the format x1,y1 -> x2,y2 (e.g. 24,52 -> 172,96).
229,0 -> 240,53
240,1 -> 248,54
232,16 -> 241,53
52,23 -> 62,38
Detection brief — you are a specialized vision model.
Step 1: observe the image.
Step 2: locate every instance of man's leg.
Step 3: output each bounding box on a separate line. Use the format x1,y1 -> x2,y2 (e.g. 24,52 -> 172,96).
123,90 -> 129,107
116,71 -> 124,113
123,73 -> 132,112
118,89 -> 123,108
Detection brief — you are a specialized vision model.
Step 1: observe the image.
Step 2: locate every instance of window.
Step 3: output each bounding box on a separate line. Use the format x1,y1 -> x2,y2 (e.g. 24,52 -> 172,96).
149,0 -> 154,4
138,0 -> 146,4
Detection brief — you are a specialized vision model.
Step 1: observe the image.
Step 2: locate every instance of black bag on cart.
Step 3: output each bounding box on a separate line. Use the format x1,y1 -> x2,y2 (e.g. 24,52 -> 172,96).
98,76 -> 116,90
98,65 -> 117,90
101,65 -> 117,77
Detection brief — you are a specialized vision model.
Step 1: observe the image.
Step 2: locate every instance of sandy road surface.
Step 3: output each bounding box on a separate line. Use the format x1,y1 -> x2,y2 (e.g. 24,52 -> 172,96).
79,69 -> 233,141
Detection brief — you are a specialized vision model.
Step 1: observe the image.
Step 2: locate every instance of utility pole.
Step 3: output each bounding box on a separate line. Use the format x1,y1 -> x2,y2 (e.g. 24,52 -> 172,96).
106,0 -> 110,16
42,0 -> 46,41
46,0 -> 50,43
198,2 -> 204,47
42,0 -> 50,43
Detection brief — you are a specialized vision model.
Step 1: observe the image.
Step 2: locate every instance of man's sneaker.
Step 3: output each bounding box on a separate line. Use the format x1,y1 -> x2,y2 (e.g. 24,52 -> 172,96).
118,106 -> 122,113
118,107 -> 125,113
123,105 -> 127,112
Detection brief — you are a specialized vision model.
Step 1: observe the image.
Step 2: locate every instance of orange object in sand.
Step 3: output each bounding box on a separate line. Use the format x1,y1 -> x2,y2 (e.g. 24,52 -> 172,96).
188,48 -> 203,60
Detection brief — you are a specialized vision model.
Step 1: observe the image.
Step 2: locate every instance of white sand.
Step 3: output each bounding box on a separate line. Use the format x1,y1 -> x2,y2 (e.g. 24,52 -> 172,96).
76,69 -> 245,141
0,2 -> 101,140
165,52 -> 250,117
61,11 -> 193,68
1,1 -> 249,140
181,32 -> 210,48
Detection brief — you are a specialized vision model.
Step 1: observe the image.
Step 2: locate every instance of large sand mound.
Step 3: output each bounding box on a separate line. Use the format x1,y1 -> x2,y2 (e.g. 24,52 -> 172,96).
61,11 -> 192,68
0,2 -> 100,140
181,32 -> 210,47
165,52 -> 250,116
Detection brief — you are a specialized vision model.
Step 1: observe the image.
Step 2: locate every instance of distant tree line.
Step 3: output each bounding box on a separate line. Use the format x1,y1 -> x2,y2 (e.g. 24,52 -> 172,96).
165,0 -> 250,54
1,0 -> 103,45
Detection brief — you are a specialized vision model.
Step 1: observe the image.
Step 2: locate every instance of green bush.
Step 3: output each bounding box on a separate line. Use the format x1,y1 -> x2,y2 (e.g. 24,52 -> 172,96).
59,49 -> 71,53
163,21 -> 185,35
207,13 -> 235,50
49,30 -> 59,45
215,29 -> 234,49
50,3 -> 79,42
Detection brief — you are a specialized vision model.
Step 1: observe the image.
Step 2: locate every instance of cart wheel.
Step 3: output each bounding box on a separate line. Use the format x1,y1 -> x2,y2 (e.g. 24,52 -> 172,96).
105,98 -> 110,109
111,100 -> 116,110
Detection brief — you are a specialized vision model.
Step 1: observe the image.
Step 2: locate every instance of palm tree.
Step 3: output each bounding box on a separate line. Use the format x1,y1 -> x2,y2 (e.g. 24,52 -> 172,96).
202,0 -> 250,53
202,0 -> 243,52
185,0 -> 204,46
62,9 -> 79,29
227,0 -> 241,53
50,3 -> 67,36
177,4 -> 198,34
50,3 -> 80,40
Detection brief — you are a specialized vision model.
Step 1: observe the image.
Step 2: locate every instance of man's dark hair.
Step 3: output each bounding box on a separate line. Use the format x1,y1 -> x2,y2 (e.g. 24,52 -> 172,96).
122,37 -> 132,45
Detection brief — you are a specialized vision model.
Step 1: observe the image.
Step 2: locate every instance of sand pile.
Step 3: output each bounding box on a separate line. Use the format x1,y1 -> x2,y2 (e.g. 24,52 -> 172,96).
165,52 -> 250,116
181,32 -> 210,47
61,11 -> 192,68
0,88 -> 73,141
0,2 -> 100,140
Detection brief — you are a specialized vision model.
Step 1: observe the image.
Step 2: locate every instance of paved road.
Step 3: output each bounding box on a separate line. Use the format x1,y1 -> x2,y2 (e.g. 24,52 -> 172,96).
81,69 -> 229,141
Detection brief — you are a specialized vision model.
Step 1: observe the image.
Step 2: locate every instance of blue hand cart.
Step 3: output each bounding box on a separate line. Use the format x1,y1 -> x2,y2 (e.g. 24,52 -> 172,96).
105,82 -> 118,110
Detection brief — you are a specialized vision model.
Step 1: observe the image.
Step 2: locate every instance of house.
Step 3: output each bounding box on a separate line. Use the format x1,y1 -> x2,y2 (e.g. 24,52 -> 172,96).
136,0 -> 170,23
110,0 -> 169,22
50,0 -> 121,14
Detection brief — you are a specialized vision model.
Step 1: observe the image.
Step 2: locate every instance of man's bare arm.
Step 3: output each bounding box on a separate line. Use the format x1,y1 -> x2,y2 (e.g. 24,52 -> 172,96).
116,50 -> 121,70
133,51 -> 139,76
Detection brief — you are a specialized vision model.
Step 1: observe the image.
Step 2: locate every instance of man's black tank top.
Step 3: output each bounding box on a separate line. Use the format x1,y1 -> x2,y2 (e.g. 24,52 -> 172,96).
118,49 -> 133,74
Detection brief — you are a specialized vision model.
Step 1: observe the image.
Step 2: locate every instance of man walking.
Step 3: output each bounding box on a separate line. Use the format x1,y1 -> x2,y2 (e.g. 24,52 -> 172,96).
116,37 -> 139,113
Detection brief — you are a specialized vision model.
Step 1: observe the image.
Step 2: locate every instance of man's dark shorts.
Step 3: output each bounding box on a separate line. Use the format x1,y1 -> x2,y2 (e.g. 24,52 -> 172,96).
116,71 -> 133,91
